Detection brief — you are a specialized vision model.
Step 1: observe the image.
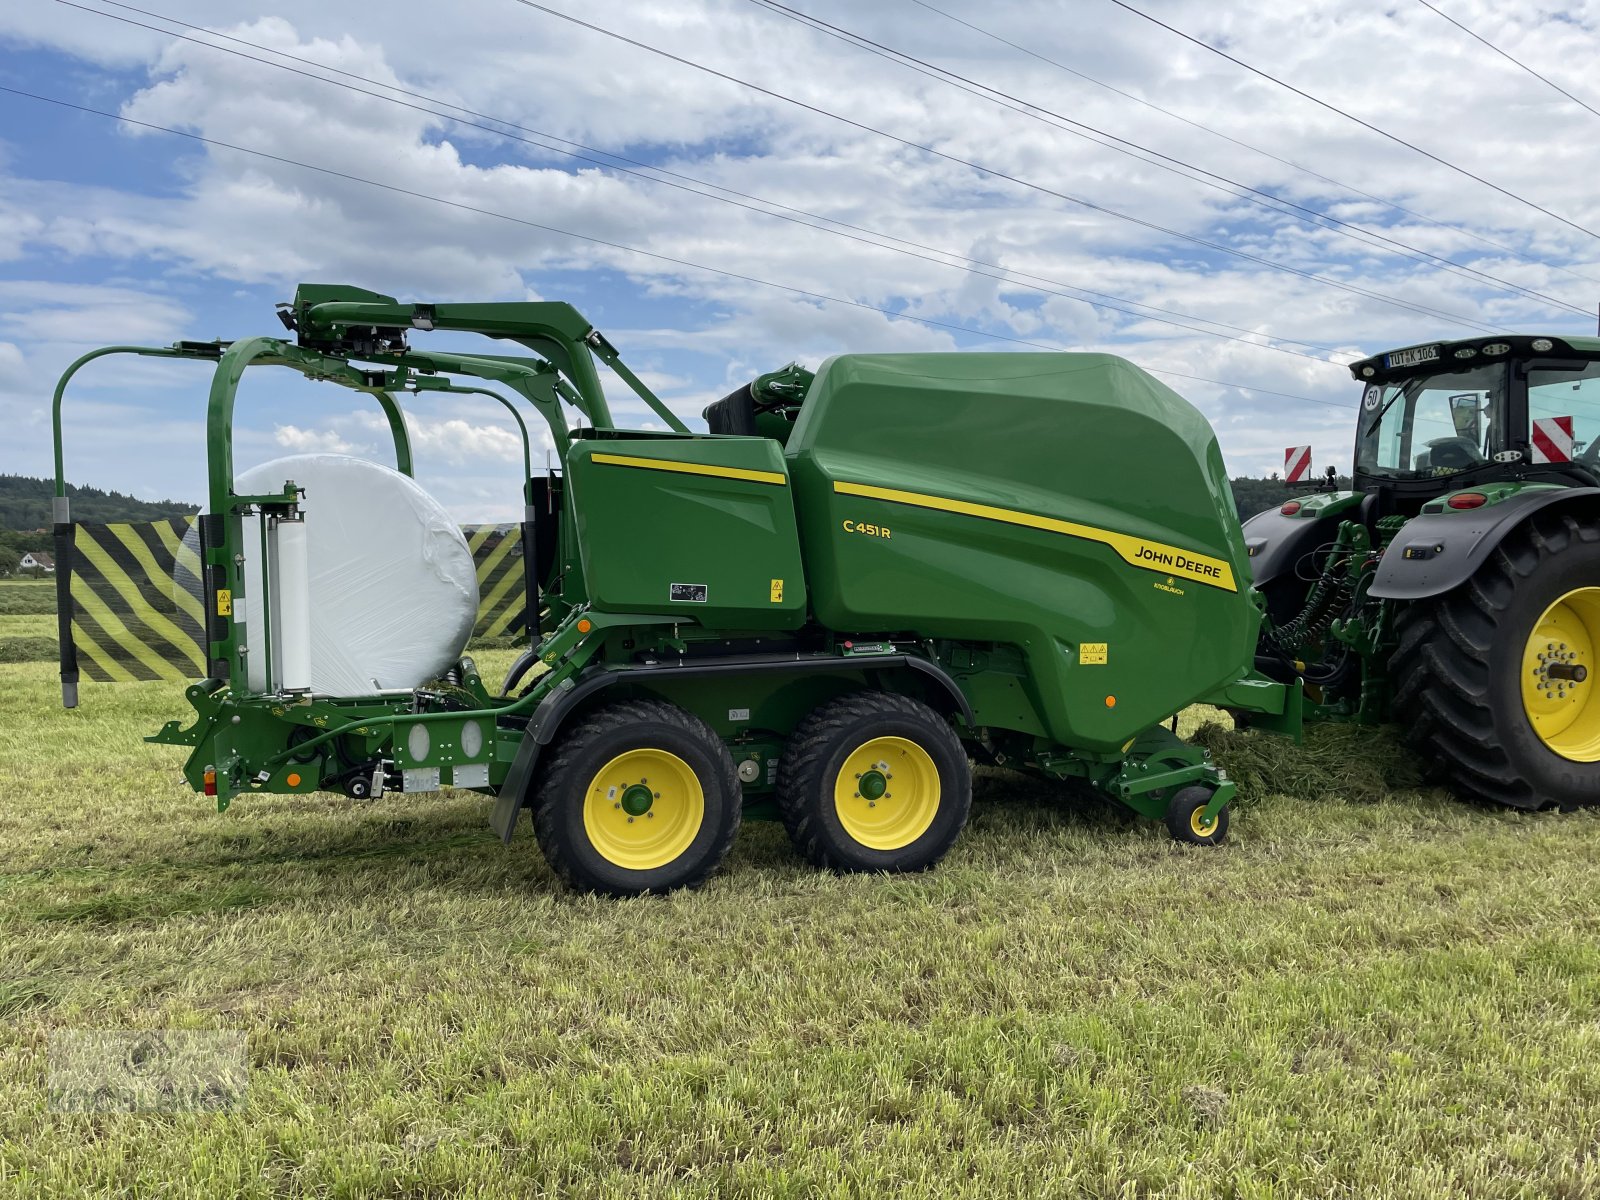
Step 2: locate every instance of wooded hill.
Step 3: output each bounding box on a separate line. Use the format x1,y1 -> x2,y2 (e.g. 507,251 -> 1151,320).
0,475 -> 199,532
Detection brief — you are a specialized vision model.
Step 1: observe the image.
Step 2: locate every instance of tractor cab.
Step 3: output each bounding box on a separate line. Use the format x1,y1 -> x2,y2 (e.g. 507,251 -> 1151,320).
1348,334 -> 1600,511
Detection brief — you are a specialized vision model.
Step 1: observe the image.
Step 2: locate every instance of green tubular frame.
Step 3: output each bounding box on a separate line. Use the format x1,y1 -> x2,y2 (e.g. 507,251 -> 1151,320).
49,289 -> 665,708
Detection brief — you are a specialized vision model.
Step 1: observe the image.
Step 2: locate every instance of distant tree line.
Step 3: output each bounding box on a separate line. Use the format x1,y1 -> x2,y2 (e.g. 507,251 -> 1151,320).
0,475 -> 198,533
0,476 -> 200,577
1230,474 -> 1352,521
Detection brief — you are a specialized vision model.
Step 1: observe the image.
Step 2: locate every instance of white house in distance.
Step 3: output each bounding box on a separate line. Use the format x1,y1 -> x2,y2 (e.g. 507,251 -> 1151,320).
20,551 -> 55,574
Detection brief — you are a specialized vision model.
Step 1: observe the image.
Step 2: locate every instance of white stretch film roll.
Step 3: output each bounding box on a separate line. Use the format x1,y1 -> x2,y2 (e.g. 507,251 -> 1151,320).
235,455 -> 479,696
273,517 -> 312,692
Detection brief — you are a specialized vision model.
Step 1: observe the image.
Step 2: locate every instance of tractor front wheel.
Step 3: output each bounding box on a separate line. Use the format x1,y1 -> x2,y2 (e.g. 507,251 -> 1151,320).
776,691 -> 971,872
1391,509 -> 1600,809
532,700 -> 741,895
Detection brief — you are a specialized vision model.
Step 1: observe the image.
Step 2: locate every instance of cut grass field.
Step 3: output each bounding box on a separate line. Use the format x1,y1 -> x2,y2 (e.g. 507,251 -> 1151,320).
3,654 -> 1600,1197
0,580 -> 59,664
0,578 -> 56,615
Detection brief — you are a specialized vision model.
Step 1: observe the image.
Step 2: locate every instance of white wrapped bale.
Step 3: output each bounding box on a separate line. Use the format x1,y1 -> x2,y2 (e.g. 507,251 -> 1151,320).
234,454 -> 478,696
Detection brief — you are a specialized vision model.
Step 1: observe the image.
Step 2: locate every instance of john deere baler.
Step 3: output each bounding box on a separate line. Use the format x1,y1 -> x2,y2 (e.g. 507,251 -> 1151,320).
49,286 -> 1294,895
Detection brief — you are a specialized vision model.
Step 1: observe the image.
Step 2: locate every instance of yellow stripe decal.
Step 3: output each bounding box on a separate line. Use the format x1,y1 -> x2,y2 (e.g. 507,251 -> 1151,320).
833,480 -> 1238,592
592,452 -> 786,487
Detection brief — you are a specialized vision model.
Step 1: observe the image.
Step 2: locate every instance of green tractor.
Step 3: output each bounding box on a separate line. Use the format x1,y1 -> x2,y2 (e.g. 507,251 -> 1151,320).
52,283 -> 1306,894
1244,335 -> 1600,809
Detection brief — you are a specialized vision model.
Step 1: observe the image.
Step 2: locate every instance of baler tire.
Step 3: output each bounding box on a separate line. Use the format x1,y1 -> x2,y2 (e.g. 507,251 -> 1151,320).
1390,509 -> 1600,810
1164,786 -> 1229,846
531,700 -> 741,896
777,691 -> 971,873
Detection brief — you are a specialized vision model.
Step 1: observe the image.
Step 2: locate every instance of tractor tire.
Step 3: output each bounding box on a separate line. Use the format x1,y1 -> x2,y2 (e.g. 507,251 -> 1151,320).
1164,785 -> 1230,845
532,700 -> 741,896
776,691 -> 971,872
1390,508 -> 1600,809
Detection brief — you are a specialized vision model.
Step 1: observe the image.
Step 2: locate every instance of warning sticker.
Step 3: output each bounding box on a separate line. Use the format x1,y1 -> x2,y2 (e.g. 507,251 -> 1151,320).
770,579 -> 784,603
1080,642 -> 1108,665
215,588 -> 232,617
669,582 -> 708,603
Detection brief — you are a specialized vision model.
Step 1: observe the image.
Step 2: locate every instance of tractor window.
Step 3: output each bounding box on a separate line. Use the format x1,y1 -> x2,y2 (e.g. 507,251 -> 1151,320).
1527,361 -> 1600,466
1356,363 -> 1506,479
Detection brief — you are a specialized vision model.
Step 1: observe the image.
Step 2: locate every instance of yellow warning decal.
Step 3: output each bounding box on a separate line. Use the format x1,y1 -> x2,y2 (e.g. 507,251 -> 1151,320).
1080,643 -> 1108,665
831,480 -> 1237,592
770,579 -> 784,603
592,452 -> 786,487
216,588 -> 232,617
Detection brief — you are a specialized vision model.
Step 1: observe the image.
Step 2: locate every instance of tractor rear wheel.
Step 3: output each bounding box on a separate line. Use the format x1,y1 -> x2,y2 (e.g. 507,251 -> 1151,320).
532,700 -> 741,895
1391,508 -> 1600,809
776,691 -> 971,872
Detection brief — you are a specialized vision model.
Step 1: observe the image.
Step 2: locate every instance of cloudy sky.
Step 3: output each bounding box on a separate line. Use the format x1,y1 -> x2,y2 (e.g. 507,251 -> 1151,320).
3,0 -> 1600,520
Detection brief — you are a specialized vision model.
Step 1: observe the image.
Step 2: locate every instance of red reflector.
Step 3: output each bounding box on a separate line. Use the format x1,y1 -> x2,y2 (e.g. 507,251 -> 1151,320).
1280,501 -> 1302,515
203,768 -> 217,797
1447,492 -> 1487,510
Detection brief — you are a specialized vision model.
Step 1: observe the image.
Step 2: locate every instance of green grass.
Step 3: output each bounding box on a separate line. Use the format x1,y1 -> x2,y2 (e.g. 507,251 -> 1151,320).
2,656 -> 1599,1197
0,579 -> 57,616
0,583 -> 59,663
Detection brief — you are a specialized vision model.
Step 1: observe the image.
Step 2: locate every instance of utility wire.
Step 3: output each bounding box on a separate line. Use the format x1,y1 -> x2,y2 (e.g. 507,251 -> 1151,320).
1414,0 -> 1600,124
93,0 -> 1493,346
509,0 -> 1524,335
748,0 -> 1591,319
1107,0 -> 1600,243
50,0 -> 1355,364
910,0 -> 1600,288
0,82 -> 1358,412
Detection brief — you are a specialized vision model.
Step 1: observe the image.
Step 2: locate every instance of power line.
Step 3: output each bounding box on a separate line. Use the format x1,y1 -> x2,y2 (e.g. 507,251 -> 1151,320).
509,0 -> 1527,335
49,0 -> 1356,365
1107,0 -> 1600,243
908,0 -> 1600,289
749,0 -> 1592,319
0,82 -> 1357,414
1414,0 -> 1600,124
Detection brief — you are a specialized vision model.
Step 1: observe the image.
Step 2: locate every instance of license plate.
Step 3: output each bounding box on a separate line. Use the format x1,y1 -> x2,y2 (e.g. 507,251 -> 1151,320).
1384,344 -> 1440,369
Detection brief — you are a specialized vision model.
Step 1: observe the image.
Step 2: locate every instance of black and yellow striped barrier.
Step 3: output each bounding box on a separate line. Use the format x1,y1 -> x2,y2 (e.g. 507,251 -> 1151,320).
58,519 -> 531,687
461,524 -> 529,641
66,518 -> 207,683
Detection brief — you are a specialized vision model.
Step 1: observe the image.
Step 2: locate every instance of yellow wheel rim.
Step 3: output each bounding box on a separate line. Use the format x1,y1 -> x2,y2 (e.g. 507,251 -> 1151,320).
833,736 -> 940,851
582,748 -> 705,870
1521,587 -> 1600,762
1189,807 -> 1219,838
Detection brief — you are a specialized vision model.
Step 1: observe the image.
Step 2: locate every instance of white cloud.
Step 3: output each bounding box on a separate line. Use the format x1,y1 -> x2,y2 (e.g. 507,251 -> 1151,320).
4,0 -> 1600,497
273,424 -> 355,454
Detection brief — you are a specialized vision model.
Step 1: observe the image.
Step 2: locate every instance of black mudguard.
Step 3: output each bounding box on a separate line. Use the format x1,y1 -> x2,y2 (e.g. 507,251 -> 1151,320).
1242,506 -> 1346,589
1241,505 -> 1348,626
1370,488 -> 1600,601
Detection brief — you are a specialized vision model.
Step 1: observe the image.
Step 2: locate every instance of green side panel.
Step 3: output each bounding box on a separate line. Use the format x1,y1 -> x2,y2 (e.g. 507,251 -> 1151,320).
785,353 -> 1259,751
566,437 -> 807,630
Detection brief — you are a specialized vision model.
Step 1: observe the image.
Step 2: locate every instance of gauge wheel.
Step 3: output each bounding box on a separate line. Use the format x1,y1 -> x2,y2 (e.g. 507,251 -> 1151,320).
1164,786 -> 1230,845
532,700 -> 741,895
776,691 -> 971,872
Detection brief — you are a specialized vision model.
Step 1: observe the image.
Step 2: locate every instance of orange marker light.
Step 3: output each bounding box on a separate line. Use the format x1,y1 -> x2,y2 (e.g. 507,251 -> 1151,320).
286,773 -> 302,787
1105,695 -> 1117,708
577,618 -> 593,634
203,767 -> 217,797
